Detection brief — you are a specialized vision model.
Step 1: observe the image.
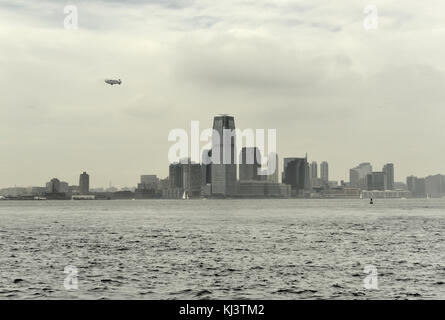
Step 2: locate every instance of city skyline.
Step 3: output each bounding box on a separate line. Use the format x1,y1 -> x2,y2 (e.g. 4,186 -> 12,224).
0,145 -> 443,190
2,1 -> 445,188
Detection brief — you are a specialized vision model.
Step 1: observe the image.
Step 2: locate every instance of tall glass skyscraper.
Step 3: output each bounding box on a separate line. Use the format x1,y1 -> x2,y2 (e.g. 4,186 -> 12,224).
383,163 -> 394,190
79,172 -> 89,195
310,161 -> 318,179
283,156 -> 309,196
239,147 -> 262,181
267,152 -> 279,183
211,115 -> 237,197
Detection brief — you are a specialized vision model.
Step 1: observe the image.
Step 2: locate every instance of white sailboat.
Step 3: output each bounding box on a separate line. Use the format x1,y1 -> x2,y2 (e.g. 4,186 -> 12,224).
182,191 -> 189,200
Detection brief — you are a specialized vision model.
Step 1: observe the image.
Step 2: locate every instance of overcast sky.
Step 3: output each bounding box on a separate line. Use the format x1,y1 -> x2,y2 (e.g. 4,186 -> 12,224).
1,0 -> 444,188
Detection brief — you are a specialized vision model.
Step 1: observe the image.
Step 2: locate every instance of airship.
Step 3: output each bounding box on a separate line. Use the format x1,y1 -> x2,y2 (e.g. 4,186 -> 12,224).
105,79 -> 122,85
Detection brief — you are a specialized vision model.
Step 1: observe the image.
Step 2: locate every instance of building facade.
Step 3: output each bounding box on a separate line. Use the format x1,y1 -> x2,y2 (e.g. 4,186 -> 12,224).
201,149 -> 212,186
238,181 -> 291,198
320,161 -> 329,183
183,162 -> 202,198
211,115 -> 237,197
310,161 -> 318,180
407,176 -> 426,198
79,171 -> 90,195
362,190 -> 411,199
425,174 -> 445,198
283,156 -> 309,197
382,163 -> 394,190
350,162 -> 372,189
366,172 -> 387,191
239,147 -> 262,181
267,152 -> 279,183
169,162 -> 184,189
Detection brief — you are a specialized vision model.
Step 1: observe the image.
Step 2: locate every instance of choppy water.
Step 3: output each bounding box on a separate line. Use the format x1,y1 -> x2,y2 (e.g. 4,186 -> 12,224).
0,199 -> 445,299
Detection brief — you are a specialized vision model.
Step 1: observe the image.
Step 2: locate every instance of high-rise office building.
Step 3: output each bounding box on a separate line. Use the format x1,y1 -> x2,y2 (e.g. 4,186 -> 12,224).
350,162 -> 373,188
167,158 -> 202,198
283,156 -> 309,196
349,169 -> 360,188
44,178 -> 68,199
169,162 -> 184,189
211,115 -> 237,197
382,163 -> 394,190
201,149 -> 212,186
46,178 -> 61,193
310,161 -> 318,180
135,175 -> 161,199
425,174 -> 445,198
320,161 -> 329,183
366,172 -> 386,191
267,152 -> 279,183
239,147 -> 261,181
407,175 -> 426,198
79,171 -> 90,195
59,181 -> 69,193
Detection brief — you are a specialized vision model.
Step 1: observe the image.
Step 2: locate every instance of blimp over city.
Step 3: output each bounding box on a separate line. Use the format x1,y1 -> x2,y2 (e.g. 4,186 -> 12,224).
105,79 -> 122,85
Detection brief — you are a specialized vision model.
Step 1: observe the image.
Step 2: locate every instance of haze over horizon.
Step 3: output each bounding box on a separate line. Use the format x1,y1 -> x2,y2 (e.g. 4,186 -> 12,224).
1,0 -> 445,188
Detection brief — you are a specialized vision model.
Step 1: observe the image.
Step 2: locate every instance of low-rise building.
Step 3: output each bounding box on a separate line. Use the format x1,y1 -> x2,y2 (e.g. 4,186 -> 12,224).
321,187 -> 361,199
362,190 -> 412,199
237,181 -> 291,198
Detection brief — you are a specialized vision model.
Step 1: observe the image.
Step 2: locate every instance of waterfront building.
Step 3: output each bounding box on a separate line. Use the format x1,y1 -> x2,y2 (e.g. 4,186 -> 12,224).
167,159 -> 202,198
425,174 -> 445,198
79,171 -> 90,195
46,178 -> 61,193
239,147 -> 262,181
350,162 -> 372,188
139,175 -> 159,190
283,156 -> 309,197
183,161 -> 202,198
310,161 -> 318,180
267,152 -> 279,183
320,161 -> 329,183
211,115 -> 237,197
237,181 -> 291,198
201,149 -> 212,186
321,187 -> 361,199
169,162 -> 184,189
407,176 -> 426,198
382,163 -> 395,190
366,172 -> 387,191
135,174 -> 161,199
362,190 -> 411,199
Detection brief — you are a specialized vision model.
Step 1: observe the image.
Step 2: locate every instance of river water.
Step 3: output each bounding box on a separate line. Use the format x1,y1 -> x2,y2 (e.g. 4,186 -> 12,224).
0,199 -> 444,299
